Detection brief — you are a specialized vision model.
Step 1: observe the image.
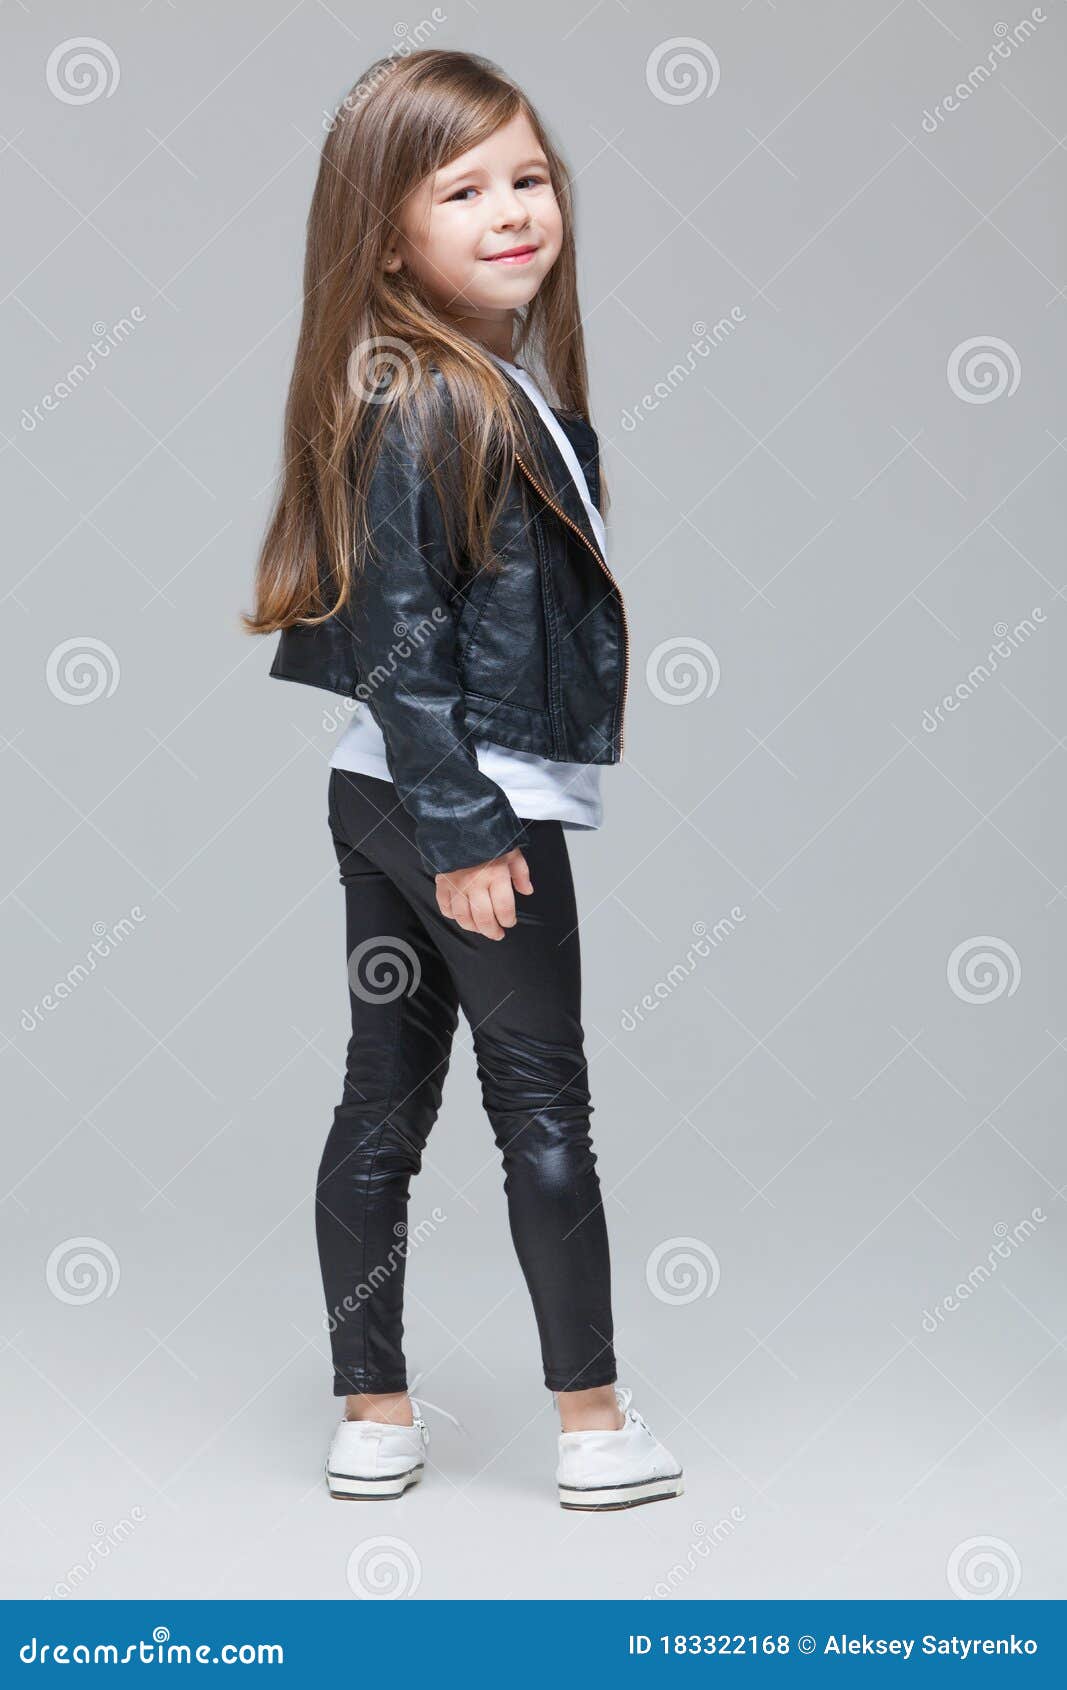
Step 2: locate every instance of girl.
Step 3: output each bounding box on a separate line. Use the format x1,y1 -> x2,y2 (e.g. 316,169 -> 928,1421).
244,48 -> 682,1511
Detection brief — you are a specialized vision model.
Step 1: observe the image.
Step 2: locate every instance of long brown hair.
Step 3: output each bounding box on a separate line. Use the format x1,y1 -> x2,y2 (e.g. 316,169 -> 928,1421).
242,47 -> 604,637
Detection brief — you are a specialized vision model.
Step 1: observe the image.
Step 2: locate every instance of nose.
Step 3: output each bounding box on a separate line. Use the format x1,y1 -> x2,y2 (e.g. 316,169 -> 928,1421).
492,184 -> 530,229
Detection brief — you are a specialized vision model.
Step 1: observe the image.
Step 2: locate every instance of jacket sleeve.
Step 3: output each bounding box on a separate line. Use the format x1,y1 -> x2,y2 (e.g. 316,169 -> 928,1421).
346,398 -> 533,876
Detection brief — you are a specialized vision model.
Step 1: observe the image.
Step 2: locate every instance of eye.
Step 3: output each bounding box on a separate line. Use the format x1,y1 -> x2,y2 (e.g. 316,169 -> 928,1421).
445,174 -> 547,203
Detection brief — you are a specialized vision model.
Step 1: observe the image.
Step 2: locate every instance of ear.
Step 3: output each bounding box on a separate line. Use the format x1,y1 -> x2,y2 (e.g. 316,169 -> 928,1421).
382,245 -> 402,274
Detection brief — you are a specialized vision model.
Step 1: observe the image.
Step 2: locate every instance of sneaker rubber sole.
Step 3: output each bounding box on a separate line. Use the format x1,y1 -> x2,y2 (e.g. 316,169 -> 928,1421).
325,1461 -> 424,1500
558,1471 -> 684,1511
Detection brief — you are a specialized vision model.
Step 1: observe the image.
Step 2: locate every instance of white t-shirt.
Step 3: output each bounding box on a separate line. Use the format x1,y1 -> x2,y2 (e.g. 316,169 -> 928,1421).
329,352 -> 608,830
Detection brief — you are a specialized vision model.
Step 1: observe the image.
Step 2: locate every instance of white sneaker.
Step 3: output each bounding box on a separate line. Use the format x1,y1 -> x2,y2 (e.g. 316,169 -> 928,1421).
556,1385 -> 684,1511
324,1399 -> 429,1500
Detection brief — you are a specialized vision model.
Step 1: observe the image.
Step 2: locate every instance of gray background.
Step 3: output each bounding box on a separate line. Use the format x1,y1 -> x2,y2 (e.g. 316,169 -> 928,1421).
2,0 -> 1064,1603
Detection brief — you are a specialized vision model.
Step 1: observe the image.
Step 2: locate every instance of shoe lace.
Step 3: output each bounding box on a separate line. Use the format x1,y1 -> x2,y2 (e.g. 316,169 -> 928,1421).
408,1371 -> 469,1443
552,1383 -> 645,1430
612,1379 -> 656,1433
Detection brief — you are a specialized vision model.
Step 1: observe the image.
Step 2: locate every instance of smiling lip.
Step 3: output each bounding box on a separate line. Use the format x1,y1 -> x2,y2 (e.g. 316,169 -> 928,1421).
482,245 -> 538,264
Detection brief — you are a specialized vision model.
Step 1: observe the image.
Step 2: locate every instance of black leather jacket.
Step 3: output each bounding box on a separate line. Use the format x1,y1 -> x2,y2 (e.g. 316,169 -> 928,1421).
269,366 -> 629,874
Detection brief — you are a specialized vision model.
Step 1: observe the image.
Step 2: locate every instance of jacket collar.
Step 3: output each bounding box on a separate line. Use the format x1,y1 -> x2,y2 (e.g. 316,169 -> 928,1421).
545,407 -> 601,512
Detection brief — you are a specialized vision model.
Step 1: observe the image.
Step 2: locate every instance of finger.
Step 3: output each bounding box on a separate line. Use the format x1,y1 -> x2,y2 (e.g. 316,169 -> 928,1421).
437,869 -> 464,903
509,850 -> 534,895
450,892 -> 477,933
490,874 -> 517,931
468,887 -> 505,940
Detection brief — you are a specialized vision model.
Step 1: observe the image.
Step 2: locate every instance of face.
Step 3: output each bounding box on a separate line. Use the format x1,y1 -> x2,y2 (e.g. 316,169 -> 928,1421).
383,110 -> 563,338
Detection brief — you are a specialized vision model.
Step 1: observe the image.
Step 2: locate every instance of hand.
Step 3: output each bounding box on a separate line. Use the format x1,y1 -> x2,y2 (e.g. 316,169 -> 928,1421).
435,848 -> 533,940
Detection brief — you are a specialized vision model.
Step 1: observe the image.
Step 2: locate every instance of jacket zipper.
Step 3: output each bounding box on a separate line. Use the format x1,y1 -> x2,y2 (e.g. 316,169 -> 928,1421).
512,451 -> 629,758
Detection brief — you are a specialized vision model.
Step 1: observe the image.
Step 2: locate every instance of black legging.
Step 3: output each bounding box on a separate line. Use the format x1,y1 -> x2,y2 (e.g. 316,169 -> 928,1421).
317,767 -> 618,1397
